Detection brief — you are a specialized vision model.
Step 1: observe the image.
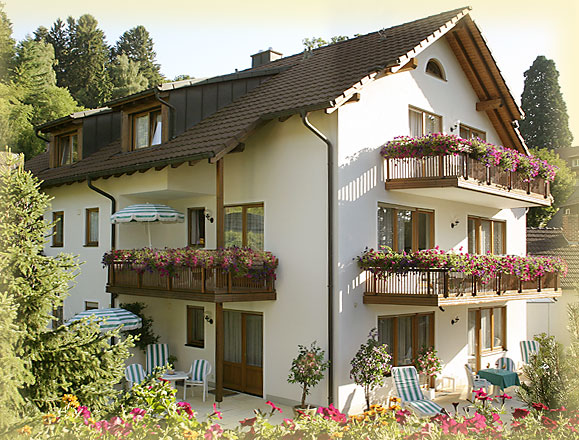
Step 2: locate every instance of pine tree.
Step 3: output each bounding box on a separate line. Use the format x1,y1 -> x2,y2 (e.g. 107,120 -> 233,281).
66,14 -> 112,108
0,154 -> 133,411
520,56 -> 573,150
108,54 -> 148,99
44,18 -> 72,89
0,3 -> 15,83
113,25 -> 163,87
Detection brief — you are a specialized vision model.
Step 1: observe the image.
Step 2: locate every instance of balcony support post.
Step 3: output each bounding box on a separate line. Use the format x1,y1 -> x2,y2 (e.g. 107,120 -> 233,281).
216,158 -> 225,249
215,302 -> 224,403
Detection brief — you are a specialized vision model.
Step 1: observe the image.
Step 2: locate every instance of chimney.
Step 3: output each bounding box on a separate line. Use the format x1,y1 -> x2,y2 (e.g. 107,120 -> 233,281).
251,48 -> 282,68
562,212 -> 579,243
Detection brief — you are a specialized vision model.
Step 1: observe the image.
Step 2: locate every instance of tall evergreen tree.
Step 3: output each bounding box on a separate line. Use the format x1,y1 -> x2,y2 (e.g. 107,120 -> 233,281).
520,56 -> 573,150
0,3 -> 15,83
43,18 -> 72,89
66,14 -> 112,108
0,154 -> 133,411
108,54 -> 148,99
113,25 -> 163,87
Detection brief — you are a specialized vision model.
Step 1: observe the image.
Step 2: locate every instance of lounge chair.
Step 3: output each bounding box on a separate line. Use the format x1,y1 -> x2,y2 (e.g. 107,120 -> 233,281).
392,366 -> 444,416
183,359 -> 212,401
125,363 -> 146,389
520,340 -> 539,365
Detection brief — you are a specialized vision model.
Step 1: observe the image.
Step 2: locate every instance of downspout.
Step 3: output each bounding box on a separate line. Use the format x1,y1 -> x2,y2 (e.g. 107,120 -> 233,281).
87,177 -> 117,308
154,88 -> 177,140
35,128 -> 50,143
300,111 -> 334,406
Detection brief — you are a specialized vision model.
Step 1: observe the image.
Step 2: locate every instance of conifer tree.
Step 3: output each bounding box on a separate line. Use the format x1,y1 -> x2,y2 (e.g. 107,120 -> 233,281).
520,56 -> 573,150
0,154 -> 133,411
0,3 -> 15,83
113,25 -> 163,87
108,54 -> 148,99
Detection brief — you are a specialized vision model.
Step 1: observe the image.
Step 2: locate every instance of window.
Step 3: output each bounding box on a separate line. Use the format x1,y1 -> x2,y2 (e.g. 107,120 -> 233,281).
56,131 -> 79,165
378,313 -> 434,366
468,307 -> 506,356
571,158 -> 579,167
85,208 -> 99,246
52,306 -> 64,328
459,124 -> 486,141
188,208 -> 206,247
85,301 -> 99,311
225,203 -> 264,250
52,211 -> 64,247
468,217 -> 505,255
378,204 -> 434,252
132,108 -> 162,149
425,59 -> 445,80
186,306 -> 205,348
409,107 -> 442,137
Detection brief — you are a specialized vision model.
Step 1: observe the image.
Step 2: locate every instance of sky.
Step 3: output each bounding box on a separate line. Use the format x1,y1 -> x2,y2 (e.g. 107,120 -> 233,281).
4,0 -> 579,143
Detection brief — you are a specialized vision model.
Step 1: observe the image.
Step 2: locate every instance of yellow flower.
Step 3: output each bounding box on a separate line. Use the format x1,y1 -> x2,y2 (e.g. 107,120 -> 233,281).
42,414 -> 57,425
183,429 -> 199,439
18,426 -> 32,435
389,396 -> 401,403
62,394 -> 80,408
331,432 -> 344,438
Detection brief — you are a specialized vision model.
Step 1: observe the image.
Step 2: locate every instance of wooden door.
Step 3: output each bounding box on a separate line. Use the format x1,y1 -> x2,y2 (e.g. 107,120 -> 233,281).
223,311 -> 263,396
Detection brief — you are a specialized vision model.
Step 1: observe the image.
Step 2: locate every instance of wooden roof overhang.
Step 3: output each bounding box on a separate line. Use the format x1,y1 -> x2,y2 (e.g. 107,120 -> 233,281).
107,286 -> 276,303
445,15 -> 528,154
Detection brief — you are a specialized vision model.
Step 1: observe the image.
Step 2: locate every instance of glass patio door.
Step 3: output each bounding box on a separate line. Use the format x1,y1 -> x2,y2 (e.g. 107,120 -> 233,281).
223,311 -> 263,396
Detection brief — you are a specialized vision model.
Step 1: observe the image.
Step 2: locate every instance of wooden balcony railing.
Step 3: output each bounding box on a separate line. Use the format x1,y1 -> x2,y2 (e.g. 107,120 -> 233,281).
363,268 -> 560,306
385,154 -> 550,200
107,263 -> 276,302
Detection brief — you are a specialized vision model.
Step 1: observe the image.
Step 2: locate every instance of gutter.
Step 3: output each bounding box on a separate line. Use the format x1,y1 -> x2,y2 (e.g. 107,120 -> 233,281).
35,127 -> 49,143
300,110 -> 334,406
87,177 -> 117,308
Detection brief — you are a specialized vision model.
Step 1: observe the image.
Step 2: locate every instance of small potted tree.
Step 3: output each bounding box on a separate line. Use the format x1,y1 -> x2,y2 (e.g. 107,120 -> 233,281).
350,328 -> 392,411
288,341 -> 329,417
414,346 -> 442,399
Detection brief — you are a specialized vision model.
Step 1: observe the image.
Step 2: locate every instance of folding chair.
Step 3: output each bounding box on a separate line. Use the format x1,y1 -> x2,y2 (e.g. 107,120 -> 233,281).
392,366 -> 444,416
183,359 -> 212,401
520,341 -> 539,365
125,363 -> 146,389
146,343 -> 169,374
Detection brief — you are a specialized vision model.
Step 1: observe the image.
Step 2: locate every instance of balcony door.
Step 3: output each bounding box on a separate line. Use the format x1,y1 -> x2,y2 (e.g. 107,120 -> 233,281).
223,311 -> 263,396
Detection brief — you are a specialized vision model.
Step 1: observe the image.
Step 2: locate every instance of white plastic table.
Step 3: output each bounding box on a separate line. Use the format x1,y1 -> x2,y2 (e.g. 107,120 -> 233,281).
161,371 -> 188,389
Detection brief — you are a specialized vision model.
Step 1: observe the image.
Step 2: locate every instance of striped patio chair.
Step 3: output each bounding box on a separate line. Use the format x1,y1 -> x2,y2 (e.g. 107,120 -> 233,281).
125,363 -> 146,389
184,359 -> 212,401
392,366 -> 444,416
146,343 -> 169,374
520,341 -> 540,365
495,357 -> 516,371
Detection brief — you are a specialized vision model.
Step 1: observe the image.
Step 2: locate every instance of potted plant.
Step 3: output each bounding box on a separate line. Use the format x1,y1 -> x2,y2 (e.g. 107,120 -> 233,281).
288,341 -> 329,417
350,328 -> 392,411
414,346 -> 442,399
167,355 -> 178,374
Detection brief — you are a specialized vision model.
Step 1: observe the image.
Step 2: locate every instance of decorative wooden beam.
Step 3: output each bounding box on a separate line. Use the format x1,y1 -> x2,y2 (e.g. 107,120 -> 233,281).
392,57 -> 418,74
188,160 -> 200,167
216,158 -> 224,249
476,98 -> 503,112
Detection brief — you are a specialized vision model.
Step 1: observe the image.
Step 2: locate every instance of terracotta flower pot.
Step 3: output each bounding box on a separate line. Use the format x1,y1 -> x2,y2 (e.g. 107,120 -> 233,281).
292,405 -> 317,418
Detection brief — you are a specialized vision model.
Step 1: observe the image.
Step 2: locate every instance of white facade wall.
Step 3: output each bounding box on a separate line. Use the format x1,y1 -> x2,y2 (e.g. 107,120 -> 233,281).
527,289 -> 579,346
334,39 -> 529,413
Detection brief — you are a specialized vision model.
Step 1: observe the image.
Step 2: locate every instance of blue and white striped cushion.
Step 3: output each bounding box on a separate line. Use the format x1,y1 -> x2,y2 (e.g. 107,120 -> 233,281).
146,343 -> 169,374
125,364 -> 145,385
407,400 -> 444,416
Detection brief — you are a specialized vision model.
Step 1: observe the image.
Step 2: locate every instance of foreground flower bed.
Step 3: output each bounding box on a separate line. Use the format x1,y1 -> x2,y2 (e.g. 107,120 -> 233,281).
102,247 -> 278,279
380,134 -> 557,182
357,247 -> 567,282
7,383 -> 579,439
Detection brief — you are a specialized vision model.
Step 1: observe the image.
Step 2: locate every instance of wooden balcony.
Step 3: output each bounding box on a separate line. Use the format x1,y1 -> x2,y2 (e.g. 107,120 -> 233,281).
385,154 -> 552,208
106,263 -> 276,302
363,268 -> 561,306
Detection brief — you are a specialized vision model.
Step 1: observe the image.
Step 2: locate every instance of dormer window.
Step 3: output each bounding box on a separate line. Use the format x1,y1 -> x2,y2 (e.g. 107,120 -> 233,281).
133,108 -> 162,149
57,132 -> 79,165
425,59 -> 445,80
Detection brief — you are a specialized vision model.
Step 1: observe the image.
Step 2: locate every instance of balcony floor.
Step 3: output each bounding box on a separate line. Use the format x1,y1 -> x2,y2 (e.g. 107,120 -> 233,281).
385,177 -> 552,208
107,286 -> 276,303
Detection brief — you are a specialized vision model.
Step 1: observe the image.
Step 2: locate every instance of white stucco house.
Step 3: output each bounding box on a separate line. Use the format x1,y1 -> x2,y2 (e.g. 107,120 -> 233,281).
26,7 -> 563,414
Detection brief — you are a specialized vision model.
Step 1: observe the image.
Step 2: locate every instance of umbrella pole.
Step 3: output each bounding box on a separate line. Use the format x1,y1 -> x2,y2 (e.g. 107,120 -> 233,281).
147,223 -> 152,248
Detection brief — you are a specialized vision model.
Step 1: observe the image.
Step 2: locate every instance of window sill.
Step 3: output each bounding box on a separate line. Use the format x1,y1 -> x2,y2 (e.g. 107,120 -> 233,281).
185,343 -> 204,349
480,348 -> 506,357
84,244 -> 99,248
51,245 -> 64,248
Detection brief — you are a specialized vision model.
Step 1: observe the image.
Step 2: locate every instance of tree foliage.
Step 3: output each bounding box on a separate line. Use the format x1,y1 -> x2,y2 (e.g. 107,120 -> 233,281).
303,35 -> 349,51
527,148 -> 576,227
520,56 -> 573,151
109,54 -> 149,99
120,302 -> 159,353
0,154 -> 133,412
0,2 -> 15,82
113,25 -> 163,87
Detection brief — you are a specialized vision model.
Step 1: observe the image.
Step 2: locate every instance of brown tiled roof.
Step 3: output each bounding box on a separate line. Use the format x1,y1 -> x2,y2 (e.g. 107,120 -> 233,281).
27,7 -> 475,186
527,228 -> 579,289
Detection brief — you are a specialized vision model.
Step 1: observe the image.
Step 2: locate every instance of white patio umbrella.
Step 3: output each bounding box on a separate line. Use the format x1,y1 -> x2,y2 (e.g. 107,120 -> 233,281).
110,203 -> 185,247
67,307 -> 142,332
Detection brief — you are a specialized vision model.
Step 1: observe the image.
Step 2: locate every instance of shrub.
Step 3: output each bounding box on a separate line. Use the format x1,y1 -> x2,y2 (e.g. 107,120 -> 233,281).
288,341 -> 329,408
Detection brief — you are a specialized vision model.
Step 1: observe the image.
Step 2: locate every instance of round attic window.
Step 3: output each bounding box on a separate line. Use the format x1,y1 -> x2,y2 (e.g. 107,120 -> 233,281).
426,59 -> 445,80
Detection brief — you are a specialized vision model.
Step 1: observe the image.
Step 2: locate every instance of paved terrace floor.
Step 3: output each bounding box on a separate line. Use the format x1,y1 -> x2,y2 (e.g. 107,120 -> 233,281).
176,385 -> 526,429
